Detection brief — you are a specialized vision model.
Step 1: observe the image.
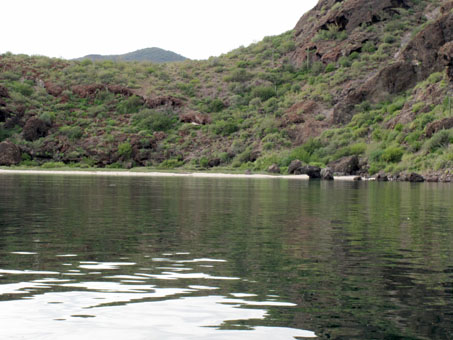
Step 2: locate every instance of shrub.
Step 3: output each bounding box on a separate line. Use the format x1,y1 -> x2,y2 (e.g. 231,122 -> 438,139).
362,41 -> 376,53
118,142 -> 132,158
325,63 -> 336,73
59,126 -> 83,140
159,159 -> 183,169
211,120 -> 239,136
41,161 -> 65,168
425,130 -> 452,152
381,147 -> 404,163
251,86 -> 276,101
132,109 -> 176,132
117,95 -> 143,114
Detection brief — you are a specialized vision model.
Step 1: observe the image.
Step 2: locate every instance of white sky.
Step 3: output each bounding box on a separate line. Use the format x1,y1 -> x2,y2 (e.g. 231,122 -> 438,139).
1,0 -> 317,60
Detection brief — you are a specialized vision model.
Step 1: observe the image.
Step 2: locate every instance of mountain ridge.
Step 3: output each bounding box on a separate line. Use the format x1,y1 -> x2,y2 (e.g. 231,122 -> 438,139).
75,47 -> 187,63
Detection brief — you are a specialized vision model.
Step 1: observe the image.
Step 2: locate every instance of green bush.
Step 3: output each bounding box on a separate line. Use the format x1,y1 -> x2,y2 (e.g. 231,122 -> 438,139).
425,130 -> 452,151
117,95 -> 143,114
211,120 -> 239,136
381,147 -> 404,163
59,126 -> 83,140
251,86 -> 276,101
132,110 -> 176,132
41,161 -> 65,168
118,142 -> 132,158
159,159 -> 183,169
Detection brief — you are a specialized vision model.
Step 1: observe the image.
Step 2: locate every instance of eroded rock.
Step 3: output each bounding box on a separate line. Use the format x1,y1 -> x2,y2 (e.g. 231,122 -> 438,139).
23,117 -> 49,141
0,141 -> 21,165
328,155 -> 360,175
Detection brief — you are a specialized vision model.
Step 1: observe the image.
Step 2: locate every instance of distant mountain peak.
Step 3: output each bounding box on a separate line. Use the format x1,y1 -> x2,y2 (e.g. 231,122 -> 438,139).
76,47 -> 187,63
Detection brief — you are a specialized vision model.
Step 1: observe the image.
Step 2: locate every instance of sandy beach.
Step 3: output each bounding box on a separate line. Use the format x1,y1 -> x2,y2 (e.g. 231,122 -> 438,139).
0,169 -> 366,181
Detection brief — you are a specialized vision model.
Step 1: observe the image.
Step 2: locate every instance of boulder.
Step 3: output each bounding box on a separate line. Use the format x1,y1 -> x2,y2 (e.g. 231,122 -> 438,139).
288,160 -> 303,174
408,173 -> 425,182
22,117 -> 49,141
375,173 -> 388,182
208,158 -> 221,168
0,141 -> 21,165
425,175 -> 439,183
321,167 -> 334,180
0,85 -> 9,98
328,155 -> 359,175
267,164 -> 281,174
44,82 -> 64,97
300,165 -> 321,179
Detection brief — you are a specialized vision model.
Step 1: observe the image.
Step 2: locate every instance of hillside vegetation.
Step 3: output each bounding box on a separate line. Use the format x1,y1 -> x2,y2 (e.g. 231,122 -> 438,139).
1,0 -> 453,181
76,47 -> 187,63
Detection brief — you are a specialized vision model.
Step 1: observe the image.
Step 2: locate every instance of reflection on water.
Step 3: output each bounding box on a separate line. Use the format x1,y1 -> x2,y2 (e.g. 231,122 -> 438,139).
1,175 -> 453,339
0,253 -> 314,340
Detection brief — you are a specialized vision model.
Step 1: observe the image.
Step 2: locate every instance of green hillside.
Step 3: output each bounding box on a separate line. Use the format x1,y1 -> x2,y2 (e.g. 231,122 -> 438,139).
1,0 -> 453,181
77,47 -> 187,63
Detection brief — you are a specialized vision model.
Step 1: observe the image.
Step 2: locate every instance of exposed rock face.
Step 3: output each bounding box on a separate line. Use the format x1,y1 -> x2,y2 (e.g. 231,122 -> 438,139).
23,117 -> 49,141
145,96 -> 183,109
328,155 -> 359,175
208,158 -> 221,167
107,85 -> 134,97
439,41 -> 453,81
267,164 -> 281,174
425,117 -> 453,138
44,82 -> 64,97
179,111 -> 211,125
409,172 -> 425,182
375,173 -> 389,182
300,165 -> 322,179
332,10 -> 453,123
288,160 -> 303,174
72,84 -> 106,98
321,167 -> 334,180
0,141 -> 21,165
291,0 -> 411,66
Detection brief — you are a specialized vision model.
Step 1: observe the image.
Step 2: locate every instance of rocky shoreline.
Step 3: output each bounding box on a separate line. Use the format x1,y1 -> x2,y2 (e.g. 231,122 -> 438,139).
267,155 -> 453,183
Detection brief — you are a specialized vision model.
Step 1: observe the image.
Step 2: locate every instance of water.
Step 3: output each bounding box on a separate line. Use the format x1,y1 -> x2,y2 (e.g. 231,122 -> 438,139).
0,175 -> 453,339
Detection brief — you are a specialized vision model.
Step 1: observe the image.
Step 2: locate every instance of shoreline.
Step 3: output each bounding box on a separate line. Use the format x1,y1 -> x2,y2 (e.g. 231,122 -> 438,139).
0,169 -> 365,181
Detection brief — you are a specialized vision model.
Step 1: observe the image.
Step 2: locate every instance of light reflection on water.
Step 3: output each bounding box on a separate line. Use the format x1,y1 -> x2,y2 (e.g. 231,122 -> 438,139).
0,253 -> 315,339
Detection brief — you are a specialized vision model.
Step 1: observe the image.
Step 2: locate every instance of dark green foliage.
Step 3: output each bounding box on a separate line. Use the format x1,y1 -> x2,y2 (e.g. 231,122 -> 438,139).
132,109 -> 176,132
211,120 -> 239,136
251,86 -> 276,101
59,126 -> 83,140
425,130 -> 452,152
117,95 -> 143,114
13,82 -> 33,96
118,142 -> 132,158
381,147 -> 404,163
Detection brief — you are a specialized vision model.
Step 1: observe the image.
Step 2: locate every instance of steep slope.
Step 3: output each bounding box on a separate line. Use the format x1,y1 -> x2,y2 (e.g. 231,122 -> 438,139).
1,0 -> 453,181
76,47 -> 187,63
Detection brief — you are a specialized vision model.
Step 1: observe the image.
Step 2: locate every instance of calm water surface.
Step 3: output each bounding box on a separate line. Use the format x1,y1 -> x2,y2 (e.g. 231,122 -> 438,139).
0,174 -> 453,339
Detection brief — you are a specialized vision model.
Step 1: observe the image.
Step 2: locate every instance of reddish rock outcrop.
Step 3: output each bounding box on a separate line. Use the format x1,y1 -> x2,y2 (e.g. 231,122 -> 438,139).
328,155 -> 360,175
44,82 -> 64,97
291,0 -> 411,66
425,117 -> 453,138
71,84 -> 105,98
145,96 -> 183,109
0,141 -> 21,165
107,85 -> 134,97
179,111 -> 211,125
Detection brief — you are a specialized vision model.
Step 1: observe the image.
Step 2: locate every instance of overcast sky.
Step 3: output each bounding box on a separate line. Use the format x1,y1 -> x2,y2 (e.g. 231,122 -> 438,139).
1,0 -> 317,60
